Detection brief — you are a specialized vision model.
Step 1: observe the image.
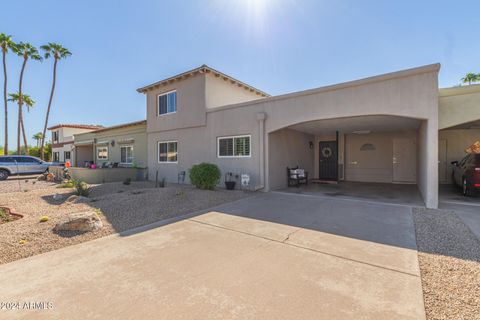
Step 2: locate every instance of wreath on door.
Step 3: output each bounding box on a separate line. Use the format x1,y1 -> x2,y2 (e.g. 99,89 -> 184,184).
322,147 -> 333,158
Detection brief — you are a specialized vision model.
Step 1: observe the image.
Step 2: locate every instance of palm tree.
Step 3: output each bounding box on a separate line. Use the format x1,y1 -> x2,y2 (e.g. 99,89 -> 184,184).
32,132 -> 44,148
461,73 -> 479,85
11,42 -> 42,154
8,93 -> 35,153
0,34 -> 16,156
39,43 -> 71,160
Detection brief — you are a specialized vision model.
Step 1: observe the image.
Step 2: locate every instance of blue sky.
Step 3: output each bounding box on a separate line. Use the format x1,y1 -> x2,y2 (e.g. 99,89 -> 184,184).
1,0 -> 478,146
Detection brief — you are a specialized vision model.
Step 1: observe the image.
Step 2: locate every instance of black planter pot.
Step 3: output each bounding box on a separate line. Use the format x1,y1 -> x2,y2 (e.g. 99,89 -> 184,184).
225,181 -> 236,190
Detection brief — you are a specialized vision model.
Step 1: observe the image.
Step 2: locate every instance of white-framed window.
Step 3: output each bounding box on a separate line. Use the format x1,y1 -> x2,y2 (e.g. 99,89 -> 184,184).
64,151 -> 71,161
158,91 -> 177,116
217,135 -> 251,158
120,146 -> 134,164
52,131 -> 59,143
96,146 -> 109,160
53,152 -> 60,162
158,141 -> 178,163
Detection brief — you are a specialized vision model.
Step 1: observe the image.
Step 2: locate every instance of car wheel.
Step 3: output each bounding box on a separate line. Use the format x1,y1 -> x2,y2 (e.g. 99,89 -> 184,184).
0,169 -> 9,181
462,178 -> 472,197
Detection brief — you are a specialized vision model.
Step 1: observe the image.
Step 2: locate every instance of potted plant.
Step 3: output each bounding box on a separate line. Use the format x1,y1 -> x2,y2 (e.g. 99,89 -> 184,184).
224,172 -> 238,190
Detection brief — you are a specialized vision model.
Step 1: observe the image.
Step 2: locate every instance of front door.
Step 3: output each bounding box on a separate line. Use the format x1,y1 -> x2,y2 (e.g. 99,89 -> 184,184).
319,141 -> 338,181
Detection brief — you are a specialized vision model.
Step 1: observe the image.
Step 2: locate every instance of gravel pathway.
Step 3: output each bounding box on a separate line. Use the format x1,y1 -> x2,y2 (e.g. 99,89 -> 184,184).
413,207 -> 480,320
0,181 -> 250,265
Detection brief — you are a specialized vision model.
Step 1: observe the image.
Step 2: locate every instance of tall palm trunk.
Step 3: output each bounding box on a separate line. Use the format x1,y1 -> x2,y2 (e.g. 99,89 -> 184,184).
2,50 -> 8,155
20,117 -> 28,154
17,57 -> 27,155
41,58 -> 57,160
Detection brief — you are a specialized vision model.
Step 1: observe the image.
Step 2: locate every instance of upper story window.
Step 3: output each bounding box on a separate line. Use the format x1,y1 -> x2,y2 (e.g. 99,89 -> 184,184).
52,131 -> 59,143
158,91 -> 177,116
218,135 -> 251,158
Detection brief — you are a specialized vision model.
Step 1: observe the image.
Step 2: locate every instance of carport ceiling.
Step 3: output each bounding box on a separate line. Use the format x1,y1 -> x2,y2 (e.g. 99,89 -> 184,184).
443,119 -> 480,130
289,115 -> 421,136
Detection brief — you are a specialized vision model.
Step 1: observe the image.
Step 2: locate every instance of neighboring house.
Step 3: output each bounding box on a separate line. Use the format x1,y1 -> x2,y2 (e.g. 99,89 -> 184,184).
48,124 -> 104,163
73,120 -> 147,168
135,64 -> 480,209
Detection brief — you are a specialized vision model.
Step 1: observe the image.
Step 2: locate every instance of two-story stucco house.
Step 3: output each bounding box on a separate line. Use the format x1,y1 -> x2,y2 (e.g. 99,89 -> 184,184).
48,124 -> 104,163
136,64 -> 480,209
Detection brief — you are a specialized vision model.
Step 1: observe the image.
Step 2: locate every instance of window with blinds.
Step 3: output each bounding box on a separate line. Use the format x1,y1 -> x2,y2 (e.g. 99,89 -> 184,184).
158,141 -> 178,163
218,135 -> 251,157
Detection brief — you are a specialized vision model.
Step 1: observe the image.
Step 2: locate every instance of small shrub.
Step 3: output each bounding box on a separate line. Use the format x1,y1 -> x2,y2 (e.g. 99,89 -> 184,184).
39,216 -> 49,223
75,181 -> 90,197
0,208 -> 11,223
123,178 -> 131,185
57,179 -> 75,188
189,163 -> 221,190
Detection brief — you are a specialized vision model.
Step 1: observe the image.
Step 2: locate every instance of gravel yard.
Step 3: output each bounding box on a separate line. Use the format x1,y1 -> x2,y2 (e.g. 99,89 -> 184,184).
0,179 -> 250,265
413,207 -> 480,320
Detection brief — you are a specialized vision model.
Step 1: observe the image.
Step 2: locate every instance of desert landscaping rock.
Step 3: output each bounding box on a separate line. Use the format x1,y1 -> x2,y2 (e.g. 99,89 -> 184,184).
0,180 -> 249,265
65,195 -> 90,204
54,211 -> 103,232
413,207 -> 480,320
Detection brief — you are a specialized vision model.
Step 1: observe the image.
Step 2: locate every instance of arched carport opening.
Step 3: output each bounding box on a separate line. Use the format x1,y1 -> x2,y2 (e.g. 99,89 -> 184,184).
266,114 -> 435,206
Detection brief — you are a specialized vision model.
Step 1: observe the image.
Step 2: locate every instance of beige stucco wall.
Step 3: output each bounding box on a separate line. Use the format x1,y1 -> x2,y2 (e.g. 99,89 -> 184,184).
438,128 -> 480,183
268,128 -> 314,190
439,85 -> 480,129
146,74 -> 207,133
205,73 -> 264,109
147,109 -> 262,189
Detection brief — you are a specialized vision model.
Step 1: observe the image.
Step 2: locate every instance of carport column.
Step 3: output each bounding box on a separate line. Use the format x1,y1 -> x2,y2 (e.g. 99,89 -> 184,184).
418,119 -> 439,209
257,112 -> 267,190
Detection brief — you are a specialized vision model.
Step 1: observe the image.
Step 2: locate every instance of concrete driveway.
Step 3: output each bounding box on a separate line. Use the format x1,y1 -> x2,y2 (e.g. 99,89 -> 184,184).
0,193 -> 425,320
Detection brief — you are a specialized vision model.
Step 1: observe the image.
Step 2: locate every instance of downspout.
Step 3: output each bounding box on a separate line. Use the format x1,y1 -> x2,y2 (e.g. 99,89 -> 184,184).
255,112 -> 267,191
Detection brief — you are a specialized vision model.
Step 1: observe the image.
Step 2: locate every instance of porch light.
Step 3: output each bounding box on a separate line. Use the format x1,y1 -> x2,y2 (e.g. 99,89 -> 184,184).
309,141 -> 314,149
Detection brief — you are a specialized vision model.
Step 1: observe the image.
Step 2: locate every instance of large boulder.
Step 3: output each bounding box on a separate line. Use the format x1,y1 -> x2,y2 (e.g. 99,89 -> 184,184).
54,211 -> 103,232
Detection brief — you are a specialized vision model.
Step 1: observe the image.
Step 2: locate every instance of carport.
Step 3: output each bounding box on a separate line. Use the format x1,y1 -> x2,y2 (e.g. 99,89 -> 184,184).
262,64 -> 440,208
268,115 -> 424,206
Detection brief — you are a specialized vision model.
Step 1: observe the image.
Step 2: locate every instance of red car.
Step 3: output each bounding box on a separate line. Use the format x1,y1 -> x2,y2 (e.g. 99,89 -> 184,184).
452,153 -> 480,196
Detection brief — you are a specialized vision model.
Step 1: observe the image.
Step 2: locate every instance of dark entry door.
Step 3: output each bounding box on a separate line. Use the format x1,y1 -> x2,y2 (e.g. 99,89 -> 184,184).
319,141 -> 338,181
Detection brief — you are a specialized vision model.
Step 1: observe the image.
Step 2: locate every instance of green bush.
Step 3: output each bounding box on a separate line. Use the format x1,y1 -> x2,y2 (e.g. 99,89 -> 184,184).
75,181 -> 90,197
57,179 -> 75,188
189,163 -> 221,190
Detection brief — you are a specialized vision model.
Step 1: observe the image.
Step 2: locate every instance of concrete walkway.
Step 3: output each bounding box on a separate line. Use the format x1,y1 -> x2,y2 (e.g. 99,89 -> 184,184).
0,193 -> 425,320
